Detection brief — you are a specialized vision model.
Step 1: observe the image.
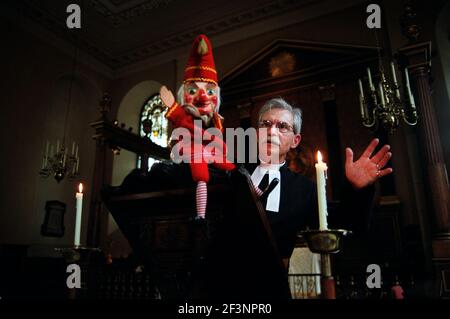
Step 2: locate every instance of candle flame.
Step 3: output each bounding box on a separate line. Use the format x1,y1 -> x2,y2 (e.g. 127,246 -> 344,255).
78,183 -> 83,193
317,151 -> 323,163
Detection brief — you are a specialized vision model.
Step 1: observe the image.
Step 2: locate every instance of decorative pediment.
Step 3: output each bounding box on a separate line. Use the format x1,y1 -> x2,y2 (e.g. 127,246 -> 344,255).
220,39 -> 379,105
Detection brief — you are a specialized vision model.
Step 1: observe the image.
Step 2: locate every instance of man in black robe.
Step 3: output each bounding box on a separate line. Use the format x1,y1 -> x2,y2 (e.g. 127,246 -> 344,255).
248,97 -> 393,265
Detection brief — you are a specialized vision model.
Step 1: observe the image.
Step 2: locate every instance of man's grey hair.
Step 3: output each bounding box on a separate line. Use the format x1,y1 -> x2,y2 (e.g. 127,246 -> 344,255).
258,97 -> 302,134
177,84 -> 222,111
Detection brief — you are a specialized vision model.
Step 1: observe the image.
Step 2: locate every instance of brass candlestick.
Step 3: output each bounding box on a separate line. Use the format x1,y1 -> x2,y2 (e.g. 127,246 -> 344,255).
299,229 -> 351,299
55,246 -> 102,263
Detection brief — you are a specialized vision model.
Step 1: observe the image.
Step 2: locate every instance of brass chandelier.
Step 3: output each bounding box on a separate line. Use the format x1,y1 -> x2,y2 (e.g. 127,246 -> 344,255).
358,31 -> 418,134
40,45 -> 80,183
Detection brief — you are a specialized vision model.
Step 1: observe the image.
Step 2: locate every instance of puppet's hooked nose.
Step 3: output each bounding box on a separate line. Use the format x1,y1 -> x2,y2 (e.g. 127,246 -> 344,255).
197,89 -> 208,102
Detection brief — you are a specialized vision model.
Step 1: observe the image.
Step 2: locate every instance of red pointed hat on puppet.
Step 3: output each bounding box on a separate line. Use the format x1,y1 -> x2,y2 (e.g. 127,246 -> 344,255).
183,34 -> 218,85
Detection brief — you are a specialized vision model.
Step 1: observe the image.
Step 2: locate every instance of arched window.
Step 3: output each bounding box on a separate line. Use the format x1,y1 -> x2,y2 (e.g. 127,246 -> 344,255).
137,93 -> 168,169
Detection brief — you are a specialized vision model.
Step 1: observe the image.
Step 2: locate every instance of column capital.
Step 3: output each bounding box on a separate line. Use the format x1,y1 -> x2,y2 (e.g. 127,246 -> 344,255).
397,41 -> 431,73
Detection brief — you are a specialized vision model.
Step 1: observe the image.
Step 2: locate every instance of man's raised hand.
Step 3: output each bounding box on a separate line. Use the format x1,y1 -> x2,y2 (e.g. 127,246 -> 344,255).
345,138 -> 393,189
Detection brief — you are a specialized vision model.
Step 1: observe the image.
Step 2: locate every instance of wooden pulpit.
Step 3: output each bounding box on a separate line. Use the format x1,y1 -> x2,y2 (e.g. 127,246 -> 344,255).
102,163 -> 291,299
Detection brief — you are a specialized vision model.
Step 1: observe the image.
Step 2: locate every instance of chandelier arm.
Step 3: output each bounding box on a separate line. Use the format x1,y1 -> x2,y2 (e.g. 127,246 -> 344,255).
39,36 -> 81,182
402,110 -> 418,126
363,108 -> 377,128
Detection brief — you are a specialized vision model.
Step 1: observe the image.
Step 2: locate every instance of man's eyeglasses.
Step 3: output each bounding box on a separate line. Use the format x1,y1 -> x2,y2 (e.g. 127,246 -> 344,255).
258,120 -> 294,133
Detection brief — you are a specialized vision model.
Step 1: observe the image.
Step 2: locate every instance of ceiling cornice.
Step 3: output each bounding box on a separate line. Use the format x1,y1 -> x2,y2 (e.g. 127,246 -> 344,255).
88,0 -> 178,26
3,0 -> 366,77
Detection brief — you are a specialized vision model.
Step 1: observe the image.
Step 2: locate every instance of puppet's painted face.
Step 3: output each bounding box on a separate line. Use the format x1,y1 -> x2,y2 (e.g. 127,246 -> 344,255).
183,81 -> 218,115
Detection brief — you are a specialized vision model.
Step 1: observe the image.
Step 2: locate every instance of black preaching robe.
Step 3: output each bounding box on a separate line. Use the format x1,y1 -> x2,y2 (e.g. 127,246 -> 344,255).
246,162 -> 375,259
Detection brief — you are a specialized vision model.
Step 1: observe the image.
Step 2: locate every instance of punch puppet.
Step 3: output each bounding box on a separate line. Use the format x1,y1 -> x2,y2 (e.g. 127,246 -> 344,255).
160,34 -> 235,220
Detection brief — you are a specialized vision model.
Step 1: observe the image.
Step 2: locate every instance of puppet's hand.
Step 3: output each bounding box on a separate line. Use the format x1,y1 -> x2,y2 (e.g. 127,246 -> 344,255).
160,86 -> 175,108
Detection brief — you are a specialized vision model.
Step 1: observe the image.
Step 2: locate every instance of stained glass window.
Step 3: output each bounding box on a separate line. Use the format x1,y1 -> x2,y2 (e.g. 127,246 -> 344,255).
137,94 -> 168,170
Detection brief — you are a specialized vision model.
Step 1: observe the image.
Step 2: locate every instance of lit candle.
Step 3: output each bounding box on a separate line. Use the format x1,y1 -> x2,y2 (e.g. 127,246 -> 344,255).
74,183 -> 83,246
367,67 -> 374,91
358,78 -> 364,98
315,151 -> 328,230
